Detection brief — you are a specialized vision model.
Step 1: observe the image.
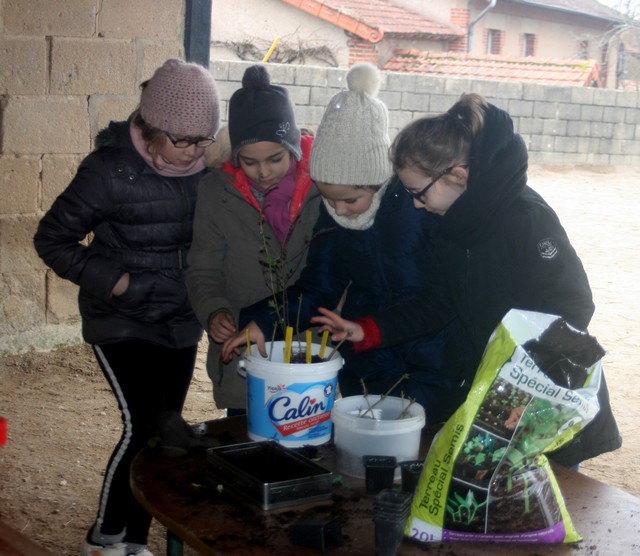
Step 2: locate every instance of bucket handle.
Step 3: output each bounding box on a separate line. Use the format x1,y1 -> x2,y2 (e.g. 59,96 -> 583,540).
237,358 -> 247,378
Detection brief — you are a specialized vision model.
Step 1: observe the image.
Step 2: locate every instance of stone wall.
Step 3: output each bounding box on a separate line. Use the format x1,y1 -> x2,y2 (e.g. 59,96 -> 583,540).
212,60 -> 640,166
0,0 -> 186,353
1,3 -> 639,354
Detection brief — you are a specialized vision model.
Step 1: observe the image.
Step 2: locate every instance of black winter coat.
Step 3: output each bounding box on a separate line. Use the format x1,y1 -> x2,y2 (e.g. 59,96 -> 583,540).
370,105 -> 621,465
241,178 -> 475,422
34,119 -> 202,348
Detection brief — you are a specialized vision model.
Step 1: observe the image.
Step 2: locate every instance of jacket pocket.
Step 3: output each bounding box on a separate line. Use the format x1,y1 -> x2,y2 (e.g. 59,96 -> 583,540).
112,272 -> 153,319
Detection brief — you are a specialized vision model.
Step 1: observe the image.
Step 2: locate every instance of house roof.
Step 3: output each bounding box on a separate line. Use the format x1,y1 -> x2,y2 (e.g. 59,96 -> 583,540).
383,50 -> 600,87
280,0 -> 464,43
507,0 -> 626,23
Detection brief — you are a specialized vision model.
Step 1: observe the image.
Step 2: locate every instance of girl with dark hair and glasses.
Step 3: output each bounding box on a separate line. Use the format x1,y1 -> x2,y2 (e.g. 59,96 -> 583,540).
34,59 -> 220,556
311,92 -> 621,470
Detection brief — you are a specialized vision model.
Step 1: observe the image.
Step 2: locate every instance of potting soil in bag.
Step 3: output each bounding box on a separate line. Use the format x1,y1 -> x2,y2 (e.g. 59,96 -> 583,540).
406,309 -> 604,545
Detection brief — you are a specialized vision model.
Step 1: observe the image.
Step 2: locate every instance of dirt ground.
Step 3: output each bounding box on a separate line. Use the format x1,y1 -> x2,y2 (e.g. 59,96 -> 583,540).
1,164 -> 639,556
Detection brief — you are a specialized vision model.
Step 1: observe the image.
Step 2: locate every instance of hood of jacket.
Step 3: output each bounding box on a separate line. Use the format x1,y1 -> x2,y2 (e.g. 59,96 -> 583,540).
440,103 -> 528,247
95,119 -> 133,150
219,134 -> 314,223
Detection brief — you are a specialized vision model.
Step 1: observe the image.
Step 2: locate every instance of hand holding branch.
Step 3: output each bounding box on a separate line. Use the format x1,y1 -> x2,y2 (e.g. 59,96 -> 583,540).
208,310 -> 238,343
222,321 -> 266,362
310,307 -> 364,343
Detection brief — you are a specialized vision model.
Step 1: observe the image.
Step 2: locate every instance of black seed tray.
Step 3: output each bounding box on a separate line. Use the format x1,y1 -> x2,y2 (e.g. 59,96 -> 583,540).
206,440 -> 333,510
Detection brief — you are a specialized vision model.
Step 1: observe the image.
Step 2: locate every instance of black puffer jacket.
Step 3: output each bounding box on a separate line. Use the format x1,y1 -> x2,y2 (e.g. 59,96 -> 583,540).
34,119 -> 203,348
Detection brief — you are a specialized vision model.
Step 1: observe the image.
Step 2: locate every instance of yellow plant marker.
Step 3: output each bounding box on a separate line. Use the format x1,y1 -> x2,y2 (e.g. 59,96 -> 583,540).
262,36 -> 280,63
284,326 -> 293,363
305,330 -> 312,363
245,328 -> 251,355
319,330 -> 329,359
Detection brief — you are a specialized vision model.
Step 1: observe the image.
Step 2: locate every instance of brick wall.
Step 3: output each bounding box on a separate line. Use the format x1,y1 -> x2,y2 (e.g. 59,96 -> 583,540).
347,36 -> 379,67
2,18 -> 640,354
449,8 -> 469,52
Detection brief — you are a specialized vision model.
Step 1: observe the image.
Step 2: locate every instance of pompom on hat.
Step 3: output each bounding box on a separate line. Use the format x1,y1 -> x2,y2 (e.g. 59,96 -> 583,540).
228,64 -> 301,165
140,58 -> 220,139
310,62 -> 392,186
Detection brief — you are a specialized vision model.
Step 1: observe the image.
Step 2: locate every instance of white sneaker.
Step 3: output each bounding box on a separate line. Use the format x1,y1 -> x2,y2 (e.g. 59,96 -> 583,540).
80,539 -> 127,556
127,549 -> 154,556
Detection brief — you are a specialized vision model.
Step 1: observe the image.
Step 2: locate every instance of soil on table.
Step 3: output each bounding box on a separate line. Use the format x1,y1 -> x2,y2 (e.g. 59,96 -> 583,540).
1,165 -> 639,555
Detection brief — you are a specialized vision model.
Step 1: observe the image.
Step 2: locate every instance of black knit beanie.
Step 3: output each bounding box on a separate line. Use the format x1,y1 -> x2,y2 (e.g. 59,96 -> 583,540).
228,64 -> 302,166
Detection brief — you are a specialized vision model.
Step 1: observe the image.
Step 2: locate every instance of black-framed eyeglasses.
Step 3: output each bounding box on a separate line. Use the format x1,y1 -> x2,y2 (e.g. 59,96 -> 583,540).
165,132 -> 215,148
403,165 -> 468,202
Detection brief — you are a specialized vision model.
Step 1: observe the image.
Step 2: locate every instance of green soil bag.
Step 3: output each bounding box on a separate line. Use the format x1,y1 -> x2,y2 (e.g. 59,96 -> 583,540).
406,309 -> 604,544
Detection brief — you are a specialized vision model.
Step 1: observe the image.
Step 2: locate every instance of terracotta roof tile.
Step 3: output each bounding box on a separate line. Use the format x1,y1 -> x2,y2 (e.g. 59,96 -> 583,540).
281,0 -> 464,40
382,50 -> 599,87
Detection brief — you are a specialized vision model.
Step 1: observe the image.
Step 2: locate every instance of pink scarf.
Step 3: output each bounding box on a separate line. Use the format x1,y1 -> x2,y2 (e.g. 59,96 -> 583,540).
129,117 -> 206,177
248,159 -> 297,246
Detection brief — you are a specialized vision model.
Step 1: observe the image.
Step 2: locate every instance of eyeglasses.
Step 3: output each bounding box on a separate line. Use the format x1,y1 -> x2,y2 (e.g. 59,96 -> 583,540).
165,133 -> 215,148
403,165 -> 468,202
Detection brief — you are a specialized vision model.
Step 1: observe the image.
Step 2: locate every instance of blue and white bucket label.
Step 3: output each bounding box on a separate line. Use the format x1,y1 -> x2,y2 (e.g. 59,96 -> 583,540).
247,375 -> 338,445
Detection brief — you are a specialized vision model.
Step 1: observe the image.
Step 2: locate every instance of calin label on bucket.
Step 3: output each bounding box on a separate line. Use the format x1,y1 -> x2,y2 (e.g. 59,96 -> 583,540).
247,375 -> 337,446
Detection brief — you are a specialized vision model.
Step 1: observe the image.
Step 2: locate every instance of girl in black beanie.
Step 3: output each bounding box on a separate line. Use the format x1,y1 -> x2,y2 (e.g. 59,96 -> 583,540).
186,65 -> 321,414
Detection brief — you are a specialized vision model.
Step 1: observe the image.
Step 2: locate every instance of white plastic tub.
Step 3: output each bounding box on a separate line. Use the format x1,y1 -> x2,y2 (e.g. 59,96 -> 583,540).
238,341 -> 343,447
331,395 -> 426,479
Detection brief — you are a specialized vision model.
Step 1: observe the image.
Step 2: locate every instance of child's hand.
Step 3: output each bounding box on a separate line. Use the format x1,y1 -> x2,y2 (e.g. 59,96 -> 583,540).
208,311 -> 237,343
310,307 -> 364,343
111,273 -> 130,297
221,322 -> 266,362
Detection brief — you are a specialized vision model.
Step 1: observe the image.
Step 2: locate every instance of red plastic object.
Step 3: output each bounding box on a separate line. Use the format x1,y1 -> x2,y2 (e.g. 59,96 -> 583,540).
0,417 -> 7,446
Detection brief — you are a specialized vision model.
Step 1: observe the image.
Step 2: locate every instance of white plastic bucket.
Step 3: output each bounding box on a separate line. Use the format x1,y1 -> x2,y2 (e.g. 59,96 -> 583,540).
238,341 -> 343,447
331,395 -> 426,479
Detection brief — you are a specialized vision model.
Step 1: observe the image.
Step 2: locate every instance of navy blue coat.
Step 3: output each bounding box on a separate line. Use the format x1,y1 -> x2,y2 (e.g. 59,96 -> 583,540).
241,178 -> 474,423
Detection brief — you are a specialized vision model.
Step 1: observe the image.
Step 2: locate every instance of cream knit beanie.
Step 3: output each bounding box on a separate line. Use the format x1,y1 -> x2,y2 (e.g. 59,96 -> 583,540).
310,63 -> 391,185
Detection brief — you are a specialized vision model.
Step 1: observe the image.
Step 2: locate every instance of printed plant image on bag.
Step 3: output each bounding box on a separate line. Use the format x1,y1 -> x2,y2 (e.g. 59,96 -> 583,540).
406,309 -> 604,545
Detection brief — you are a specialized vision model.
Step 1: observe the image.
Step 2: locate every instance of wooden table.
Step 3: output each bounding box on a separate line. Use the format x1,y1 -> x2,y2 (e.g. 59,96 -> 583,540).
131,416 -> 640,555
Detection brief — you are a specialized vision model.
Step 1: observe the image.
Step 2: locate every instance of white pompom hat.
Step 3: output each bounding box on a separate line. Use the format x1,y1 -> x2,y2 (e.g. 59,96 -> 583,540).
310,63 -> 392,186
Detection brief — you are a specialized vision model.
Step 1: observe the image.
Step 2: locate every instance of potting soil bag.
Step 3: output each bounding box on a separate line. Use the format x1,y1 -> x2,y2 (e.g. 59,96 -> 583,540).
406,309 -> 604,545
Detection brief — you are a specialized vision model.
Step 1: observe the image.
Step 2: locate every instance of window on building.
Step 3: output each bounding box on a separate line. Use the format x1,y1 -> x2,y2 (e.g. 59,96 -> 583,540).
487,29 -> 503,55
522,33 -> 536,57
578,40 -> 590,59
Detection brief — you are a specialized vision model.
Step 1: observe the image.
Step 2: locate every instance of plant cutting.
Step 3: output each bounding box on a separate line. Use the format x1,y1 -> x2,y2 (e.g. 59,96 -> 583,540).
355,374 -> 418,420
257,214 -> 334,363
235,219 -> 344,447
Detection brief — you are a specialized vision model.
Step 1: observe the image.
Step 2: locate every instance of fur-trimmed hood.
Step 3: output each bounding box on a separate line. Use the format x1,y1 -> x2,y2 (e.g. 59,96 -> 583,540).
205,125 -> 232,168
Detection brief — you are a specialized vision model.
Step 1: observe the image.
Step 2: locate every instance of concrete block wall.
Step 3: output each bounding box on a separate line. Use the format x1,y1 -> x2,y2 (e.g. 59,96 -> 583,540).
2,12 -> 640,353
214,60 -> 640,167
0,0 -> 186,354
